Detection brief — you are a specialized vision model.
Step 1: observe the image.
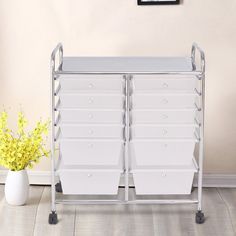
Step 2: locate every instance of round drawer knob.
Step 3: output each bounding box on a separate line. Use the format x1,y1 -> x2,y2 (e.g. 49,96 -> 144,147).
87,174 -> 93,177
88,114 -> 93,119
162,83 -> 169,88
162,114 -> 168,119
88,143 -> 93,148
88,98 -> 94,104
161,99 -> 168,104
89,130 -> 94,135
88,83 -> 94,89
161,172 -> 167,177
162,129 -> 168,135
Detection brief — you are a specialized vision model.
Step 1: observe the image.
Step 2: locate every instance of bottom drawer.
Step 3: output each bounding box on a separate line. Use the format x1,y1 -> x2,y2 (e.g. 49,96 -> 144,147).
132,163 -> 197,195
59,169 -> 121,195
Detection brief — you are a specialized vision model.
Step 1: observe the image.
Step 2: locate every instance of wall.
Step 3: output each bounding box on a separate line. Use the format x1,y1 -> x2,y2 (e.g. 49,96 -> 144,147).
0,0 -> 236,174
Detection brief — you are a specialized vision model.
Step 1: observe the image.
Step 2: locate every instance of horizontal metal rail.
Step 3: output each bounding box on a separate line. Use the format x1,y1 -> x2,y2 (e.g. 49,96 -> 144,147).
55,199 -> 198,205
54,71 -> 202,76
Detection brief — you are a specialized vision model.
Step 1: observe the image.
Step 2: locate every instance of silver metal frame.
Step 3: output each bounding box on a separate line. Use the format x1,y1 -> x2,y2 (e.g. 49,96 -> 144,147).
50,43 -> 205,213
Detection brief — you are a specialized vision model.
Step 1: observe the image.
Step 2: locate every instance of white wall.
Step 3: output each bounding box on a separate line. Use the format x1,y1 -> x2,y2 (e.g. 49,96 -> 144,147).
0,0 -> 236,173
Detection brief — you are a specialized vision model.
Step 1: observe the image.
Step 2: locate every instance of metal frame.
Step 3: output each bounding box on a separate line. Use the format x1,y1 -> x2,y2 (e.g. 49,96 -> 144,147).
50,42 -> 205,219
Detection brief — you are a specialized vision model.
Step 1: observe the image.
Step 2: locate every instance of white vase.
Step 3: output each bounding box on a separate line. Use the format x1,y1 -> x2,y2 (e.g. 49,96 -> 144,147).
5,169 -> 29,206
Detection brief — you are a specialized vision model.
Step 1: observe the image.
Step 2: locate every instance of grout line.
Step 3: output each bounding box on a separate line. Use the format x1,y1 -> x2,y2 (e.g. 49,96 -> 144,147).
216,188 -> 236,235
32,186 -> 45,235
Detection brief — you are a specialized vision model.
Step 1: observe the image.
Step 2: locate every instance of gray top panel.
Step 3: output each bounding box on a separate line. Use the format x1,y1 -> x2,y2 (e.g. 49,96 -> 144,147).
61,57 -> 193,73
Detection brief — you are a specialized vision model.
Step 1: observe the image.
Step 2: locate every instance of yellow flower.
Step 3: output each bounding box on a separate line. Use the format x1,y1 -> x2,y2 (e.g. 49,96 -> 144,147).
0,111 -> 50,171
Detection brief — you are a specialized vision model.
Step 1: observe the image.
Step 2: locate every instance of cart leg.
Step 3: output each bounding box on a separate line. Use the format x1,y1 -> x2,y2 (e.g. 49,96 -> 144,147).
196,136 -> 205,224
49,173 -> 58,224
49,154 -> 58,224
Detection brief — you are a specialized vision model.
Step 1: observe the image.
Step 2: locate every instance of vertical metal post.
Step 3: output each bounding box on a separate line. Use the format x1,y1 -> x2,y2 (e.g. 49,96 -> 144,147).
50,43 -> 63,215
50,58 -> 56,213
124,74 -> 131,201
197,72 -> 205,211
191,43 -> 205,213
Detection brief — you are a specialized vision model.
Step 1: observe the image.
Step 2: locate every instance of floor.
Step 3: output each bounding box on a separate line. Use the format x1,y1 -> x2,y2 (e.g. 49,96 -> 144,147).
0,185 -> 236,236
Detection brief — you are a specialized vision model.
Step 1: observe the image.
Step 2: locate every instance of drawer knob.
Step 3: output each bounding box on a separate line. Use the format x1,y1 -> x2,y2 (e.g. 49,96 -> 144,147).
162,129 -> 168,135
161,99 -> 168,104
162,83 -> 169,88
162,114 -> 168,119
87,174 -> 93,177
88,143 -> 93,148
163,143 -> 168,148
89,130 -> 94,135
88,114 -> 93,119
161,172 -> 167,177
88,98 -> 94,104
88,83 -> 94,89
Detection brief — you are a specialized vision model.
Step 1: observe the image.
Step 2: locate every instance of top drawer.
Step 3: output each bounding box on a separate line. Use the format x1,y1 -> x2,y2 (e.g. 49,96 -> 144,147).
132,75 -> 199,93
59,75 -> 124,93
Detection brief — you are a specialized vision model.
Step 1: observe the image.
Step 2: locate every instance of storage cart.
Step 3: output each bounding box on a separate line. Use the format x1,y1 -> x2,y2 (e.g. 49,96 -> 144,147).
49,43 -> 205,224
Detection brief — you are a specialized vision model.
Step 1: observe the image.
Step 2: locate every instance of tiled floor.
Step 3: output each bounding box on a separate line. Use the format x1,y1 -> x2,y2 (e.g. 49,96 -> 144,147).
0,185 -> 236,236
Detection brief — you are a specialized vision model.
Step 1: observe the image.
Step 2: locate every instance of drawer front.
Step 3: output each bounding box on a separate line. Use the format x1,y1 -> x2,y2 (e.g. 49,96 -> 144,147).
133,169 -> 195,195
132,75 -> 198,92
60,110 -> 124,124
60,140 -> 124,166
60,125 -> 124,138
132,94 -> 197,109
130,141 -> 195,166
131,110 -> 196,124
59,169 -> 121,195
59,94 -> 125,109
59,75 -> 124,93
131,125 -> 196,139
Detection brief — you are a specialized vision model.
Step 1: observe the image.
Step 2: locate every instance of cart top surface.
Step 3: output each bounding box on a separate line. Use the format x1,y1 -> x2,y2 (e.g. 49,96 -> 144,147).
60,57 -> 193,73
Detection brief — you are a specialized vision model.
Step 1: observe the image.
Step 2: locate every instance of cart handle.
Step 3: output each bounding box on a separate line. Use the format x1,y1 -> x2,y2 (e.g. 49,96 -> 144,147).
51,43 -> 63,72
191,43 -> 205,73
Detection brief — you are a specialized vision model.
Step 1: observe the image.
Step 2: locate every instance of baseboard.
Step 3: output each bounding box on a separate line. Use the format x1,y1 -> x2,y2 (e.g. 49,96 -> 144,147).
193,174 -> 236,188
0,170 -> 236,188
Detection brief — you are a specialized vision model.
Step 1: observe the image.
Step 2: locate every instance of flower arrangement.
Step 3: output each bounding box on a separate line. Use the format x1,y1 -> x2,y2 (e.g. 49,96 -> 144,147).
0,111 -> 50,171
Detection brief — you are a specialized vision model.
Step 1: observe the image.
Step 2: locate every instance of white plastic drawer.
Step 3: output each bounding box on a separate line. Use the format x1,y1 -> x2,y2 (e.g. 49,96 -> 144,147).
132,163 -> 197,195
59,169 -> 121,195
60,124 -> 124,138
60,139 -> 124,166
130,140 -> 195,166
132,75 -> 198,93
59,94 -> 125,109
131,125 -> 197,139
59,75 -> 124,93
131,109 -> 197,124
59,109 -> 124,124
132,94 -> 198,109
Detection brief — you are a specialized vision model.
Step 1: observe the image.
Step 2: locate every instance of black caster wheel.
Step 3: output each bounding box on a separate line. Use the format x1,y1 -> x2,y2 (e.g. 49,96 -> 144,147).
48,211 -> 58,225
195,211 -> 205,224
55,181 -> 62,193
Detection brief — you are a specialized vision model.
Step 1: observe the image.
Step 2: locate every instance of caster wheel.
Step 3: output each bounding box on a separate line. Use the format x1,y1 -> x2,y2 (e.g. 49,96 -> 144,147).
49,211 -> 58,225
195,211 -> 205,224
55,182 -> 62,193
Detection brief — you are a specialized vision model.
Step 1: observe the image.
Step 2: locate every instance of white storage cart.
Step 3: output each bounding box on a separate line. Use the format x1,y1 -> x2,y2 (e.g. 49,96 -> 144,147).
49,43 -> 205,224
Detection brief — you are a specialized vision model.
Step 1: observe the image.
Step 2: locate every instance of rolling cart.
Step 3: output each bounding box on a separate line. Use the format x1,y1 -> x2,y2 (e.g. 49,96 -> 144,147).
49,43 -> 205,225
